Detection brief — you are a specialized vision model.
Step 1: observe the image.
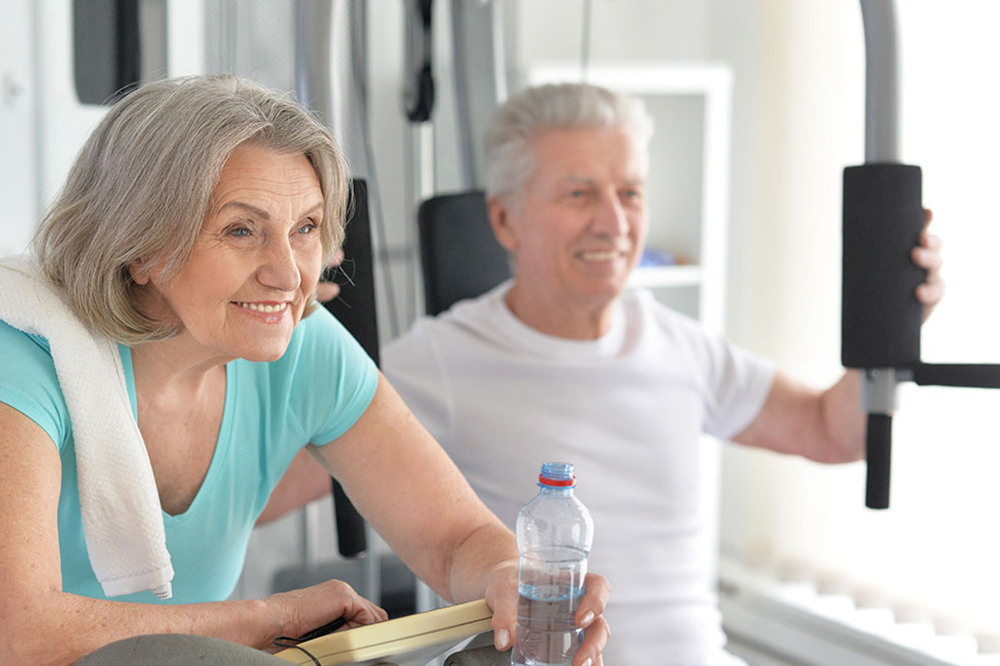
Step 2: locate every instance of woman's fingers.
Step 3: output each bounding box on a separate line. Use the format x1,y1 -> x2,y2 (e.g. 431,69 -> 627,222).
574,613 -> 610,666
267,578 -> 386,643
571,573 -> 610,666
485,562 -> 519,651
575,573 -> 610,629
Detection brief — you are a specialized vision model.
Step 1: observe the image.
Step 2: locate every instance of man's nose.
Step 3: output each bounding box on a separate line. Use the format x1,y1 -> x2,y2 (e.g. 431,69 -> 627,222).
257,236 -> 301,292
592,193 -> 630,236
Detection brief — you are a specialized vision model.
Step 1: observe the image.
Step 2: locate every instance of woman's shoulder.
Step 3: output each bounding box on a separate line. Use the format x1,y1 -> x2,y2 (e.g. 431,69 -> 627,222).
0,318 -> 71,448
0,317 -> 53,355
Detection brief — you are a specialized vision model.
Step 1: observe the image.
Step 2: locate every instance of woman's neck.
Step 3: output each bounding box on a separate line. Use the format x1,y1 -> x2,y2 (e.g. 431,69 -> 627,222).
130,336 -> 234,401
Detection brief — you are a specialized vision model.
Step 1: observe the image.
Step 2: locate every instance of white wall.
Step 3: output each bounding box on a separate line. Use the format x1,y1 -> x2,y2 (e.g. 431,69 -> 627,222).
727,0 -> 1000,630
718,0 -> 867,559
0,0 -> 108,256
0,0 -> 38,255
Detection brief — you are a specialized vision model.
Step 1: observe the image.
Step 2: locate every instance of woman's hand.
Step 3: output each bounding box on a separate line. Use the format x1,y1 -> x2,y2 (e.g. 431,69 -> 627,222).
263,579 -> 387,650
485,565 -> 611,666
483,560 -> 519,652
571,573 -> 611,666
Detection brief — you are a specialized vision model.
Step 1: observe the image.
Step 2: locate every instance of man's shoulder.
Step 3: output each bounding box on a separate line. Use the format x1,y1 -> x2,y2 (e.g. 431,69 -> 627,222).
388,286 -> 507,352
623,288 -> 707,336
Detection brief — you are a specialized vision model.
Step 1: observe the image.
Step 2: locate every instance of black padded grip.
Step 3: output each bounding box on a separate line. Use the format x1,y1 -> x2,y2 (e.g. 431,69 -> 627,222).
322,179 -> 375,559
842,164 -> 925,369
865,413 -> 893,509
332,479 -> 366,558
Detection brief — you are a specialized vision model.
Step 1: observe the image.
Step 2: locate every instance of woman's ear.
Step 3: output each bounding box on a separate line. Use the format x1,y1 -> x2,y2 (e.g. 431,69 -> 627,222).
127,259 -> 150,286
488,196 -> 519,252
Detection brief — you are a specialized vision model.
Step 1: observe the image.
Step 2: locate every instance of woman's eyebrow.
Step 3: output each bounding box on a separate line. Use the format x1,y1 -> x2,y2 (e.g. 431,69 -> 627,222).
218,201 -> 270,219
217,201 -> 324,219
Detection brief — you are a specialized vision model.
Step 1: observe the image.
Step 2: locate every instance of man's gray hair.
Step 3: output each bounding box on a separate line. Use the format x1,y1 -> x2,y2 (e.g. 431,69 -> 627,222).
483,82 -> 654,204
31,75 -> 350,345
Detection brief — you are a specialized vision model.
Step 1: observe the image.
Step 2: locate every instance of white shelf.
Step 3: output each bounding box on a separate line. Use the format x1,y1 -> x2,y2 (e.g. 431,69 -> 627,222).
628,265 -> 702,289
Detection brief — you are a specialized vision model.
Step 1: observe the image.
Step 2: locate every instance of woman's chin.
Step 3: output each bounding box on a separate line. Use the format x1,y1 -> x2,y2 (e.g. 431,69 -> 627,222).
240,345 -> 291,363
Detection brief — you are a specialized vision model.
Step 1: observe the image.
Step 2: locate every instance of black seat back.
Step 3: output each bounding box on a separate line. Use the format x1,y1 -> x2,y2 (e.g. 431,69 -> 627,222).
321,179 -> 377,558
417,191 -> 511,316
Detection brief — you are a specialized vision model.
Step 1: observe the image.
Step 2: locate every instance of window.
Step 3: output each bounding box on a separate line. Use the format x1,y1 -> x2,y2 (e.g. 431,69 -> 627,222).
722,0 -> 1000,657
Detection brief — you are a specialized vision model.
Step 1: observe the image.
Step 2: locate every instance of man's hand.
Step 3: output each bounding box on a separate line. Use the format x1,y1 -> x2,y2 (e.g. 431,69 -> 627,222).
315,249 -> 345,303
915,209 -> 944,322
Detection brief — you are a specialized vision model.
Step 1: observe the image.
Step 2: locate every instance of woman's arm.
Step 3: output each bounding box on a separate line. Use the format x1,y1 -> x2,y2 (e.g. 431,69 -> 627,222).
0,403 -> 385,666
312,374 -> 515,601
312,374 -> 609,663
256,447 -> 333,525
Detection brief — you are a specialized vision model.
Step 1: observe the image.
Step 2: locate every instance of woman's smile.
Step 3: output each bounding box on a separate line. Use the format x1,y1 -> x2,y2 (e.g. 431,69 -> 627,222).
135,144 -> 326,363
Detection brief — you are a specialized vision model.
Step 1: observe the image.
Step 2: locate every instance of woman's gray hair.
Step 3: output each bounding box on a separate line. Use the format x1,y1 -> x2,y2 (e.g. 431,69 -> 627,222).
483,82 -> 654,205
31,75 -> 350,345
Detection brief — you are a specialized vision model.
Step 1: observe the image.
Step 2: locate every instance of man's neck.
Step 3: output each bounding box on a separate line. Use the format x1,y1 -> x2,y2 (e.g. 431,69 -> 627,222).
504,283 -> 617,340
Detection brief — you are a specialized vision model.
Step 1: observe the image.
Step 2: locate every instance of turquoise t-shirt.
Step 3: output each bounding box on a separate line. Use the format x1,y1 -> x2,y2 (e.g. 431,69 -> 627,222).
0,306 -> 378,604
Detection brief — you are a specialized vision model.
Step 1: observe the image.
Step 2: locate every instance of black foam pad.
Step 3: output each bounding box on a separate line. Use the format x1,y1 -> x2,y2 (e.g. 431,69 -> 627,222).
418,191 -> 511,316
842,164 -> 925,369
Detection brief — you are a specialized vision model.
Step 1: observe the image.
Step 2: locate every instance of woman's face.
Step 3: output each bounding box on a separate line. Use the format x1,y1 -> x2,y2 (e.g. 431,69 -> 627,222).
138,143 -> 326,363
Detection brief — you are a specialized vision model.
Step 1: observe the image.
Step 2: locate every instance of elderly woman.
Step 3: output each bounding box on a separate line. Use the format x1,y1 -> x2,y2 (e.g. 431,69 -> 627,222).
0,76 -> 609,666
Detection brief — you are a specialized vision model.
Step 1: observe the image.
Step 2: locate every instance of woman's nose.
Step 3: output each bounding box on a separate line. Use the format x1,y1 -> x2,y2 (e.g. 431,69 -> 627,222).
256,237 -> 301,292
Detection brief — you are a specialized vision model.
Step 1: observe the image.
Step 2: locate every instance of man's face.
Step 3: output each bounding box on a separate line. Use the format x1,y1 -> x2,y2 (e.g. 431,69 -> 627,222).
492,126 -> 648,311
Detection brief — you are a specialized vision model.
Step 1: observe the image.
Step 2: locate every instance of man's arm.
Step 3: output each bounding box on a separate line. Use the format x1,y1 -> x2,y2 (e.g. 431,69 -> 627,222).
734,212 -> 942,462
733,370 -> 864,462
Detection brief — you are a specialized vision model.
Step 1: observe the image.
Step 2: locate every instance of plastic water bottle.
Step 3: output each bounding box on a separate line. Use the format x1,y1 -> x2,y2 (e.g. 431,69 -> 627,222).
511,462 -> 594,666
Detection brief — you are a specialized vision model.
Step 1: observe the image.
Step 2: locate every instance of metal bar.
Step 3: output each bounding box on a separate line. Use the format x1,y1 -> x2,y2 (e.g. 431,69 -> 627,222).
859,0 -> 900,163
294,0 -> 334,125
912,363 -> 1000,389
450,0 -> 507,189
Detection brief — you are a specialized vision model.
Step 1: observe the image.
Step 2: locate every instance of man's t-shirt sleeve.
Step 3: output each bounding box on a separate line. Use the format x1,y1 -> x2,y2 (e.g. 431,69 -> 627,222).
382,319 -> 454,445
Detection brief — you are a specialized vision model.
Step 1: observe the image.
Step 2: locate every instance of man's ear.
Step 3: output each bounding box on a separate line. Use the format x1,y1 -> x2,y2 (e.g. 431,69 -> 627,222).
488,196 -> 519,252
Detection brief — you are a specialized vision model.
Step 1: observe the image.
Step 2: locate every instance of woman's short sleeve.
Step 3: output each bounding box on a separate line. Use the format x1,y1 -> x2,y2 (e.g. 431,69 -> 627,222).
0,319 -> 71,448
282,307 -> 379,447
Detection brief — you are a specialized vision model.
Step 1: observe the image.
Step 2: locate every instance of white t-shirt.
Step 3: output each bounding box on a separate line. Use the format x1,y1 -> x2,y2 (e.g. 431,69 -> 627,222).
383,282 -> 775,665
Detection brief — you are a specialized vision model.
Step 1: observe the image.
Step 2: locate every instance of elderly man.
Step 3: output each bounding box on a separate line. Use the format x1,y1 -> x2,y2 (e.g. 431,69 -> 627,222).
378,83 -> 943,666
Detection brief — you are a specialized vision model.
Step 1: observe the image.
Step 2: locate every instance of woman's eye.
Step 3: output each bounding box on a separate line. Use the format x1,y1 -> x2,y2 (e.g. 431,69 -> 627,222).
297,221 -> 319,234
228,226 -> 252,238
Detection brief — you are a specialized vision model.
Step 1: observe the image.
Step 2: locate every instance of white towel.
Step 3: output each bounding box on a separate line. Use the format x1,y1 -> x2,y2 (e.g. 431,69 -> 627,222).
0,255 -> 173,599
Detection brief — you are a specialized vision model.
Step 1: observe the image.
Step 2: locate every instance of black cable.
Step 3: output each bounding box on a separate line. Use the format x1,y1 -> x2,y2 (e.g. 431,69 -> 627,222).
272,616 -> 346,666
271,639 -> 322,666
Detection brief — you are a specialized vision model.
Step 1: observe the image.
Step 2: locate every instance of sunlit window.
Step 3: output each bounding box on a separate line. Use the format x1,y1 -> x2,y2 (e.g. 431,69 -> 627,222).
728,0 -> 1000,648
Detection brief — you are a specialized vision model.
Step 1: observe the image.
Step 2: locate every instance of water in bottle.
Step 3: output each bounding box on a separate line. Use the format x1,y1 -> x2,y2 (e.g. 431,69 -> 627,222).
512,462 -> 594,666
